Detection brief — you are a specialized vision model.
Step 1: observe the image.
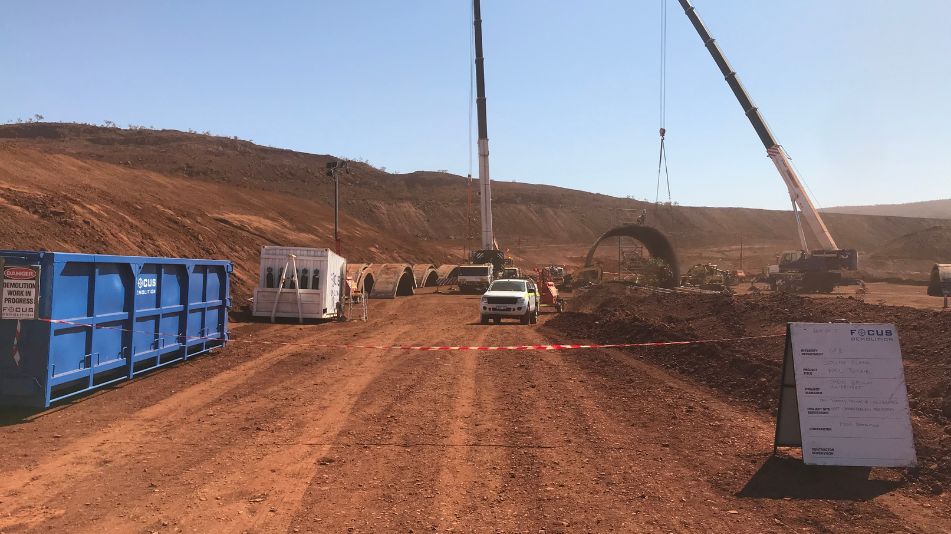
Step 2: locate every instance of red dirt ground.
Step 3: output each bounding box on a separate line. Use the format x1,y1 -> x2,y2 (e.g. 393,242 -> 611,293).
0,291 -> 949,532
550,284 -> 951,493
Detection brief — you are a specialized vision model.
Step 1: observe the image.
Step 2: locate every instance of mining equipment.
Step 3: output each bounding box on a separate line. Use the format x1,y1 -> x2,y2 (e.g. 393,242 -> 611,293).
536,267 -> 566,313
680,263 -> 737,293
929,264 -> 951,309
677,0 -> 858,293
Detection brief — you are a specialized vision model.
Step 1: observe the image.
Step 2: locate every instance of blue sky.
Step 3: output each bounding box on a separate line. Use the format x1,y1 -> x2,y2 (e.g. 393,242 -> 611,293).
2,1 -> 949,209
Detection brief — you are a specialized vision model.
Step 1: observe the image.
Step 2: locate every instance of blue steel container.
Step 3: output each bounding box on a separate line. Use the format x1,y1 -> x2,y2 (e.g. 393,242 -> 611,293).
0,251 -> 231,407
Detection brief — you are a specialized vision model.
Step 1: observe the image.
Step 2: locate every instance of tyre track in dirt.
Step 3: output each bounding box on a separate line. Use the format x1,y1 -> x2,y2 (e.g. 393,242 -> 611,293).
165,319 -> 423,533
0,300 -> 408,532
287,294 -> 506,531
0,323 -> 319,530
2,292 -> 948,533
536,327 -> 949,533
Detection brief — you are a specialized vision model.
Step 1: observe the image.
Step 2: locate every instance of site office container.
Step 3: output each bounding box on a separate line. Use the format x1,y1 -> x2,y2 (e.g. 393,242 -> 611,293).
252,246 -> 346,320
0,251 -> 231,407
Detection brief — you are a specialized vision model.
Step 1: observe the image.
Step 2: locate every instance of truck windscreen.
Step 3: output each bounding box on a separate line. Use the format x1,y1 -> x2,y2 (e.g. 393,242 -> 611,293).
458,267 -> 489,276
489,281 -> 526,292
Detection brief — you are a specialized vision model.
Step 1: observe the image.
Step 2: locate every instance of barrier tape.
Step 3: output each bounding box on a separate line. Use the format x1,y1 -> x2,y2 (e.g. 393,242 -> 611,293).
37,317 -> 784,352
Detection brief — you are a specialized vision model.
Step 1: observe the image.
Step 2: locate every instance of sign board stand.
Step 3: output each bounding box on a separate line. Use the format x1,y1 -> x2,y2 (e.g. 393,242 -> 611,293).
773,322 -> 917,467
773,326 -> 802,453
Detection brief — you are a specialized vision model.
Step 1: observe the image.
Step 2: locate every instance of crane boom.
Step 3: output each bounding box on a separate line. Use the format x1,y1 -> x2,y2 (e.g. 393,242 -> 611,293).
473,0 -> 494,251
676,0 -> 838,251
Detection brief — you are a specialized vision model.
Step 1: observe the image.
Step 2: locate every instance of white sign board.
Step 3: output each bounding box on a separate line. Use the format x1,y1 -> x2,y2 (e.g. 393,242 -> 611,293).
784,323 -> 916,467
1,265 -> 40,320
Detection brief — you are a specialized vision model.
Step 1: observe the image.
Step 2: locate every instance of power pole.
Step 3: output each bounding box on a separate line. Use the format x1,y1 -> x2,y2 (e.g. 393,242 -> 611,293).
327,161 -> 347,255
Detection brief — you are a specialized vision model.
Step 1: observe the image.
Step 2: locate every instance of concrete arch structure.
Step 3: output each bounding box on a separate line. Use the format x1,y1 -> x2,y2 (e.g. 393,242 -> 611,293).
367,263 -> 416,299
412,264 -> 439,288
435,264 -> 459,286
583,224 -> 681,288
346,263 -> 375,294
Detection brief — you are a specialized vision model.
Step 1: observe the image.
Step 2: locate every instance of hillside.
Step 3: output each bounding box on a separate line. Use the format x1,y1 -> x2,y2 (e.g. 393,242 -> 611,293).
1,123 -> 947,295
825,199 -> 951,219
871,226 -> 951,261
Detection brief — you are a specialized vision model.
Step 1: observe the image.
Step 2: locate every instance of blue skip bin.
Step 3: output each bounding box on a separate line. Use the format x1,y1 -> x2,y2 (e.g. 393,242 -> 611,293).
0,251 -> 231,407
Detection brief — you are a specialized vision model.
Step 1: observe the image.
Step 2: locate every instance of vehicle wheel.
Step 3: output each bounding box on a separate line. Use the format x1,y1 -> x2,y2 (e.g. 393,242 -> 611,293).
493,316 -> 501,325
480,315 -> 489,325
521,312 -> 531,325
530,309 -> 538,324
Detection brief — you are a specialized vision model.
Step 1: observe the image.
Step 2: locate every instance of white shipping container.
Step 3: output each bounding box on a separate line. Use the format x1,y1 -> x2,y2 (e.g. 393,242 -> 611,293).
252,246 -> 347,320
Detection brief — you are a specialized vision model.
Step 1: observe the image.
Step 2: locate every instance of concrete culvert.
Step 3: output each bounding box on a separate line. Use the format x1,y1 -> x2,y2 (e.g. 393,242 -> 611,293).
584,224 -> 681,288
346,263 -> 375,294
363,273 -> 375,294
396,269 -> 415,295
435,265 -> 459,286
412,264 -> 439,288
368,264 -> 416,299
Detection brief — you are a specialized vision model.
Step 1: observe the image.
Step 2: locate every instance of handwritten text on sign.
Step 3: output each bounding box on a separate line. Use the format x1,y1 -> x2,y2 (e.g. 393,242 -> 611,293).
789,323 -> 916,467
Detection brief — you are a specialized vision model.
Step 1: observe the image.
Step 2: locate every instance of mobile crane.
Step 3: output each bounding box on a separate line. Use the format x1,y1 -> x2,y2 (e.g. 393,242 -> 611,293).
467,0 -> 506,276
677,0 -> 858,292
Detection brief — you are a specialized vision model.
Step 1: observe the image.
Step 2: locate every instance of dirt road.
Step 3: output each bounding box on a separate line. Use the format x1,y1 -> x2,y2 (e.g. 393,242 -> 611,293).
0,292 -> 947,533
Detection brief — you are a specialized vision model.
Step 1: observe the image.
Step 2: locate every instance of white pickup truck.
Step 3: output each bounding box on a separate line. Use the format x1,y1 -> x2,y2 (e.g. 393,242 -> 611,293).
479,279 -> 539,325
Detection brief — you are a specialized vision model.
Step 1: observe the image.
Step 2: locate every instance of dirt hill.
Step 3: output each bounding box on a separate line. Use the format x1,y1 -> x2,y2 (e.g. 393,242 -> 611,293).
825,199 -> 951,220
871,226 -> 951,261
1,123 -> 946,296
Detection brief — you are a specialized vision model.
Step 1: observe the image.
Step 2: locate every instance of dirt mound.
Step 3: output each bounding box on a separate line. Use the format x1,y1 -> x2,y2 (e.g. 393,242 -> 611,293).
871,226 -> 951,261
548,283 -> 951,489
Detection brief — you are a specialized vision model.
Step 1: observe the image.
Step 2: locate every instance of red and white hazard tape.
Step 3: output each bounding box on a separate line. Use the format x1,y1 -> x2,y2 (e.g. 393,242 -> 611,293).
11,320 -> 22,366
37,317 -> 783,352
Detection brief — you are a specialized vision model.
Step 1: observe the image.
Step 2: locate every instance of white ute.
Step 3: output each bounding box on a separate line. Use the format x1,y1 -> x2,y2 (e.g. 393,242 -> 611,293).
479,279 -> 539,325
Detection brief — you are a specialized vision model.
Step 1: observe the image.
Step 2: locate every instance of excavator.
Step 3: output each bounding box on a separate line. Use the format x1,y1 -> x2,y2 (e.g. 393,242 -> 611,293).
677,0 -> 858,293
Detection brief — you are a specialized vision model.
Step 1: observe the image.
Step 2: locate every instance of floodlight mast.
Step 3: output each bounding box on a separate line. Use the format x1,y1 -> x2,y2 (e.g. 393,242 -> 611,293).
677,0 -> 838,251
473,0 -> 494,251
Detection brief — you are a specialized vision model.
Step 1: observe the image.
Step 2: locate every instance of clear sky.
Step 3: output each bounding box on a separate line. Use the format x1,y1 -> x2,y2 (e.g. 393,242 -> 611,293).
2,1 -> 949,209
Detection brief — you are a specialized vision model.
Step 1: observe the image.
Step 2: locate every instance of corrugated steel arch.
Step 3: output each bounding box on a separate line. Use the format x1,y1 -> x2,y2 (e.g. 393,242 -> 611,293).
412,264 -> 439,288
583,224 -> 681,288
368,263 -> 416,299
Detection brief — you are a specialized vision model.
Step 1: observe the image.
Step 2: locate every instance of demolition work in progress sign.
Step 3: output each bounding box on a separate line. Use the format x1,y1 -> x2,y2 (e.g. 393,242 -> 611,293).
1,265 -> 40,320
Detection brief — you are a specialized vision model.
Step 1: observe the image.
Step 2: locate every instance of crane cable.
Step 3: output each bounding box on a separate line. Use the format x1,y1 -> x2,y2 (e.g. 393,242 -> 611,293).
655,0 -> 672,206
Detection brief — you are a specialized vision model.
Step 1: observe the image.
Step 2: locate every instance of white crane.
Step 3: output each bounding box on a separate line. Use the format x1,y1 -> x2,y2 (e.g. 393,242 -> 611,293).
677,0 -> 838,251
